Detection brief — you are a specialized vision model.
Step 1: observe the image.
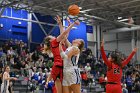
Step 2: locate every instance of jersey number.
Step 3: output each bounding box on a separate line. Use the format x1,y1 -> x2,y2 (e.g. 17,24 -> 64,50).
114,68 -> 120,74
71,56 -> 77,66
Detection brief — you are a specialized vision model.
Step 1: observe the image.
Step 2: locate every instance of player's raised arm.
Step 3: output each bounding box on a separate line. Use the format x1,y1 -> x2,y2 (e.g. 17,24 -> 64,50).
56,20 -> 80,42
55,15 -> 64,34
100,39 -> 112,68
122,47 -> 138,68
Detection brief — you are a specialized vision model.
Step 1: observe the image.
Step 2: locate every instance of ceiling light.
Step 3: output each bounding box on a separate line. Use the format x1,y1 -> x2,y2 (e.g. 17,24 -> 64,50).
118,19 -> 128,22
118,17 -> 122,19
80,9 -> 93,13
79,7 -> 82,9
80,11 -> 86,13
82,9 -> 92,12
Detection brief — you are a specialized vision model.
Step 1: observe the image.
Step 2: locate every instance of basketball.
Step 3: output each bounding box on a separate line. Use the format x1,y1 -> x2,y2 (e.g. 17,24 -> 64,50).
68,4 -> 80,16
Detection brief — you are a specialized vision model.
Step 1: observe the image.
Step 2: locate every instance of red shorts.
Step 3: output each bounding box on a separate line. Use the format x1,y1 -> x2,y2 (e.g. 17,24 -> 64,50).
52,86 -> 57,93
106,84 -> 122,93
51,65 -> 63,82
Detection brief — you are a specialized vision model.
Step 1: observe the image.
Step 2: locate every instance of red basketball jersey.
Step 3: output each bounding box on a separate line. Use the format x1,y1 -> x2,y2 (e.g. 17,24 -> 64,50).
50,38 -> 66,66
101,46 -> 136,84
107,64 -> 122,84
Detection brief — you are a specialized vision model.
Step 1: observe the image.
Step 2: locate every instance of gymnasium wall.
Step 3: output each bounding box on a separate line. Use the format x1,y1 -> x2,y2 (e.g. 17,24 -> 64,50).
104,31 -> 140,63
104,32 -> 134,57
0,8 -> 28,42
87,25 -> 94,42
31,13 -> 57,43
117,32 -> 132,54
86,25 -> 96,55
137,31 -> 140,62
104,33 -> 118,51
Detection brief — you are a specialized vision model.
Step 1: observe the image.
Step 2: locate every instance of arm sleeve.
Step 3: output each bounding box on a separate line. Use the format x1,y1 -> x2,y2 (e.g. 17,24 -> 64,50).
122,51 -> 136,68
100,46 -> 112,68
60,51 -> 68,59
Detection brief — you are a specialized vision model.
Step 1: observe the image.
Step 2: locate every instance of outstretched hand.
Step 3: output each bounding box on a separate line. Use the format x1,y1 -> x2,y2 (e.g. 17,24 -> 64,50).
55,15 -> 62,24
133,47 -> 138,52
74,20 -> 80,25
101,39 -> 104,47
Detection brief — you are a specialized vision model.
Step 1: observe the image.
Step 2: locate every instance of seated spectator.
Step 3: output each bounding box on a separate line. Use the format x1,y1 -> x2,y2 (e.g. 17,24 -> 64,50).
99,74 -> 106,85
7,47 -> 15,57
44,78 -> 55,93
134,81 -> 140,92
32,73 -> 39,81
81,70 -> 88,86
122,83 -> 128,93
85,63 -> 91,72
38,72 -> 45,85
126,75 -> 133,93
0,47 -> 4,57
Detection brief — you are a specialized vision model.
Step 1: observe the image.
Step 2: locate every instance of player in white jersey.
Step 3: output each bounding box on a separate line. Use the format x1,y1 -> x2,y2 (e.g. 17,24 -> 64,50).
59,39 -> 84,93
63,46 -> 80,86
1,66 -> 17,93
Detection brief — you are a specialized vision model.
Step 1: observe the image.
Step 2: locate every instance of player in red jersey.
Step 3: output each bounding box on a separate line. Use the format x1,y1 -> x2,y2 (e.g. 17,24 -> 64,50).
100,39 -> 138,93
44,15 -> 79,93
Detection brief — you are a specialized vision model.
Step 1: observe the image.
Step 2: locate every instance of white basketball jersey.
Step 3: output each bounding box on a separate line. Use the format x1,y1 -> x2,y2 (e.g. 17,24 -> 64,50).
62,46 -> 81,86
63,46 -> 79,70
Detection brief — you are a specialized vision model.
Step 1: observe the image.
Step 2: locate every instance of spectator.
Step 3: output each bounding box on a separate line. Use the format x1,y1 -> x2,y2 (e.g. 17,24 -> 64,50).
85,63 -> 91,72
122,83 -> 128,93
7,47 -> 15,57
0,47 -> 3,57
99,74 -> 106,88
81,70 -> 88,86
134,80 -> 140,93
126,75 -> 133,93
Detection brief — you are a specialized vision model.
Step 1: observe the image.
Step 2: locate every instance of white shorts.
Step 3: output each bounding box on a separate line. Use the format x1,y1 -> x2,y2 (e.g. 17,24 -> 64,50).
63,68 -> 81,86
1,83 -> 9,93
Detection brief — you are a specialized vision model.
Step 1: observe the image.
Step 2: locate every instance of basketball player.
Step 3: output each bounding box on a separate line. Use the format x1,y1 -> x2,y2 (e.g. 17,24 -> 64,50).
100,39 -> 138,93
1,65 -> 17,93
44,16 -> 79,93
59,38 -> 84,93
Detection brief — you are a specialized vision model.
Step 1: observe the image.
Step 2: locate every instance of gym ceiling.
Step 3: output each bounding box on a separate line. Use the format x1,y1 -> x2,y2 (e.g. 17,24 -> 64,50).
1,0 -> 140,30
